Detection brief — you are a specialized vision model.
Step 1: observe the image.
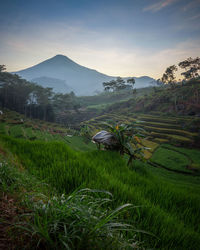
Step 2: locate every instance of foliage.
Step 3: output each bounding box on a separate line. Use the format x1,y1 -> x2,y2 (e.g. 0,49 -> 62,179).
101,121 -> 148,165
79,125 -> 92,144
1,135 -> 200,249
0,159 -> 140,249
160,57 -> 200,85
103,77 -> 135,92
178,57 -> 200,80
0,66 -> 80,123
151,146 -> 192,173
18,189 -> 139,250
98,80 -> 200,120
0,68 -> 55,121
0,64 -> 6,72
161,65 -> 178,85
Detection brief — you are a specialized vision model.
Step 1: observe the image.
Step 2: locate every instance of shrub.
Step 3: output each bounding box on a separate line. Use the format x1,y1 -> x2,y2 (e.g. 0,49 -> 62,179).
101,121 -> 148,165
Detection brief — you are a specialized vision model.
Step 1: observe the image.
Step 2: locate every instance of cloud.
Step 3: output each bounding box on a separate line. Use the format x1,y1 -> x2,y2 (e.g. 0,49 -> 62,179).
1,20 -> 200,79
182,0 -> 200,12
188,14 -> 200,20
143,0 -> 178,12
137,39 -> 200,78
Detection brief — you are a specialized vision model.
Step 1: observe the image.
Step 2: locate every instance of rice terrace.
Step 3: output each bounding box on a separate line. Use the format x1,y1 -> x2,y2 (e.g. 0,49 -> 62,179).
1,1 -> 200,249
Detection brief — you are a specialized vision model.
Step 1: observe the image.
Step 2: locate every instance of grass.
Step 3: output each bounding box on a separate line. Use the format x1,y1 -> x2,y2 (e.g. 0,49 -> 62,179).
1,134 -> 200,249
139,124 -> 197,138
150,131 -> 192,144
162,144 -> 200,164
9,125 -> 24,138
150,144 -> 200,174
2,108 -> 198,149
1,120 -> 96,152
138,121 -> 181,130
18,189 -> 139,250
0,159 -> 138,250
151,147 -> 191,173
1,109 -> 200,249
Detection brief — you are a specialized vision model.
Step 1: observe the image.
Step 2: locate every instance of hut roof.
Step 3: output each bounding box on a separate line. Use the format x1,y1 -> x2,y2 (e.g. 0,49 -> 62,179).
92,130 -> 118,146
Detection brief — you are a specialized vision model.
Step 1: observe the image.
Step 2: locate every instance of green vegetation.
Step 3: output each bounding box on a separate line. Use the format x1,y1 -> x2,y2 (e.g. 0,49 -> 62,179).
0,110 -> 96,151
151,147 -> 191,173
0,66 -> 80,123
0,160 -> 138,249
83,112 -> 199,148
1,99 -> 200,250
0,132 -> 200,249
1,56 -> 200,249
99,121 -> 147,165
102,77 -> 135,91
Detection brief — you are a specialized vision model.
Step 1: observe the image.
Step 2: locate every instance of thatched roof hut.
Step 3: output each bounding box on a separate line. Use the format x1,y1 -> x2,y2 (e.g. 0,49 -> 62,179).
92,130 -> 119,148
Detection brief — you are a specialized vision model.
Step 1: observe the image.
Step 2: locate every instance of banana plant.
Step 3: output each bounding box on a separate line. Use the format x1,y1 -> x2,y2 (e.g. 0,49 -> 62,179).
79,125 -> 91,144
102,121 -> 149,165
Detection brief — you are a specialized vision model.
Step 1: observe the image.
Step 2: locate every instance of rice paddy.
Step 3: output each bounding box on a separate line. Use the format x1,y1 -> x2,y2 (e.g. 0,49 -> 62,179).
0,110 -> 200,249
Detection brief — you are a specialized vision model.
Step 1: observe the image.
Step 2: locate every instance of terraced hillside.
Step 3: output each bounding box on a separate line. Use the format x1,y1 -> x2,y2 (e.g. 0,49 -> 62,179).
0,109 -> 200,249
1,109 -> 199,175
0,110 -> 95,151
82,113 -> 199,148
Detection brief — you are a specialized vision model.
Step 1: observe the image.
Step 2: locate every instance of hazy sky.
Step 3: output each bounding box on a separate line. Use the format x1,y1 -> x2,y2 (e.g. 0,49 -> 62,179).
0,0 -> 200,78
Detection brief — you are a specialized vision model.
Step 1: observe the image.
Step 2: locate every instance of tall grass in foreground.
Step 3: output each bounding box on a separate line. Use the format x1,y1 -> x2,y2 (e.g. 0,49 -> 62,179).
0,162 -> 142,249
1,135 -> 200,249
18,189 -> 141,250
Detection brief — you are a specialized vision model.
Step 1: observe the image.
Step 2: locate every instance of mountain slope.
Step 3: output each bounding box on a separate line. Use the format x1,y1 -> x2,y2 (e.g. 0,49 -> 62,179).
14,55 -> 156,95
31,76 -> 73,93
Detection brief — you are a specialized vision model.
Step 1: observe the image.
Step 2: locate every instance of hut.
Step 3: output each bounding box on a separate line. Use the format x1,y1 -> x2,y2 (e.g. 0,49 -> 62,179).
92,130 -> 120,150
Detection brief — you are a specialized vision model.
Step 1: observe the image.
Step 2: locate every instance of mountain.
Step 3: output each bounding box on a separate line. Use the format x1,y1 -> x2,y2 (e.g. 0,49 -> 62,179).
123,76 -> 157,88
14,55 -> 156,95
31,76 -> 73,93
133,76 -> 157,88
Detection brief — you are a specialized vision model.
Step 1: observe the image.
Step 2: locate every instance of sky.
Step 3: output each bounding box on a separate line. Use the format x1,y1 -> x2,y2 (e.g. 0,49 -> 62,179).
0,0 -> 200,79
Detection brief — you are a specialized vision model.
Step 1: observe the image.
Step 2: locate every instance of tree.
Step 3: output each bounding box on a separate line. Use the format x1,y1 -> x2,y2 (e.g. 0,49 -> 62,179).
161,65 -> 178,85
115,77 -> 126,90
102,80 -> 116,92
156,78 -> 163,86
0,66 -> 56,121
0,71 -> 33,113
178,57 -> 200,80
132,88 -> 137,96
34,86 -> 54,121
127,78 -> 135,88
103,77 -> 135,92
0,65 -> 6,72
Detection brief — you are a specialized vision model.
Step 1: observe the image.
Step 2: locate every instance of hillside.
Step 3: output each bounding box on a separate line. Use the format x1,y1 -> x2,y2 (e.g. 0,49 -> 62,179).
14,55 -> 156,95
78,81 -> 200,148
0,109 -> 200,249
31,76 -> 73,93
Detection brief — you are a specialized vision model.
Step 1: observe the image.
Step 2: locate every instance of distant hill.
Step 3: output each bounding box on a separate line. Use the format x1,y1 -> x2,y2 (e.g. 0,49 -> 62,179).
14,55 -> 156,95
31,76 -> 73,93
133,76 -> 157,88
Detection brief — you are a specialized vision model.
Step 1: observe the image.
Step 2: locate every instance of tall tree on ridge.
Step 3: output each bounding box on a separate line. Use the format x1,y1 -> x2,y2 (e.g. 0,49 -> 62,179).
178,57 -> 200,80
161,65 -> 178,86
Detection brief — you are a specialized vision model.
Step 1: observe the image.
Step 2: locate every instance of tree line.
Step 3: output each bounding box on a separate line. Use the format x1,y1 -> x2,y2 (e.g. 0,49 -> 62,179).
0,65 -> 80,122
159,57 -> 200,85
102,77 -> 135,92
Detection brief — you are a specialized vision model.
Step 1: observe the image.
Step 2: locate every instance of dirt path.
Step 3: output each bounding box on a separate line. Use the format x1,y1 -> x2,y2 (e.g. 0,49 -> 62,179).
0,192 -> 24,250
0,193 -> 16,249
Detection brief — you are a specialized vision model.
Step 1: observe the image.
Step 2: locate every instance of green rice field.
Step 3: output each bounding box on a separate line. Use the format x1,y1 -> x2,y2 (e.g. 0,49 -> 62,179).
0,110 -> 200,249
